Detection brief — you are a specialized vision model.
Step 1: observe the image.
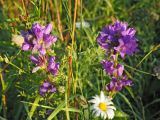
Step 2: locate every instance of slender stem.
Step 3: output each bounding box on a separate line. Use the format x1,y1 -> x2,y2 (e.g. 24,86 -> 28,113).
21,0 -> 27,16
75,100 -> 79,120
124,63 -> 155,76
49,0 -> 55,21
71,0 -> 78,50
68,0 -> 71,18
67,56 -> 72,98
29,95 -> 40,118
67,0 -> 78,102
136,44 -> 160,68
0,73 -> 7,118
55,0 -> 64,41
73,1 -> 79,119
1,50 -> 22,73
114,53 -> 119,66
0,0 -> 4,6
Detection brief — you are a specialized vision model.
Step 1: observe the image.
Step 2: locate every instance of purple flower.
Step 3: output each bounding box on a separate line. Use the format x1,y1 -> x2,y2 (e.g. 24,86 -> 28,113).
101,60 -> 124,77
39,86 -> 48,96
43,23 -> 53,34
21,30 -> 35,51
21,23 -> 57,55
120,75 -> 133,86
39,80 -> 57,97
30,55 -> 46,73
32,23 -> 44,40
43,34 -> 57,48
43,81 -> 51,88
47,56 -> 59,76
50,86 -> 57,93
106,76 -> 133,92
46,109 -> 53,115
106,77 -> 123,91
114,35 -> 138,58
97,20 -> 138,58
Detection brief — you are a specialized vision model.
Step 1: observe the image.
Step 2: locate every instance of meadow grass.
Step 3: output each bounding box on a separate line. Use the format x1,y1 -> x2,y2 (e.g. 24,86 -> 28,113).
0,0 -> 160,120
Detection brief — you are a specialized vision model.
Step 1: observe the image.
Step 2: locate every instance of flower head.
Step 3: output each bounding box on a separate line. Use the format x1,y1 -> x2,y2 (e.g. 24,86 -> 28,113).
106,76 -> 133,92
97,20 -> 138,58
47,56 -> 59,76
89,91 -> 116,119
21,23 -> 57,55
30,55 -> 47,73
101,60 -> 124,77
21,30 -> 35,51
39,80 -> 56,97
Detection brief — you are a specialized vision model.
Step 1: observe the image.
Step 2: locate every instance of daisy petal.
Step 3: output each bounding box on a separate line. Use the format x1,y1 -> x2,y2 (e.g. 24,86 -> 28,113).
100,91 -> 105,102
106,109 -> 115,119
108,106 -> 116,110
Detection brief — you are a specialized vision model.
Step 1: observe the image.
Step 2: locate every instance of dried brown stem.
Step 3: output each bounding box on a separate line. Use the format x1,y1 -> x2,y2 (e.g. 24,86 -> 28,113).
71,0 -> 78,50
55,0 -> 64,41
67,56 -> 72,98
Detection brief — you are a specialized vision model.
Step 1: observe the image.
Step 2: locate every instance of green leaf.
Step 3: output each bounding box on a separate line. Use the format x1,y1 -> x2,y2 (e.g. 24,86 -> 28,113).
47,101 -> 66,120
115,111 -> 129,118
29,95 -> 40,118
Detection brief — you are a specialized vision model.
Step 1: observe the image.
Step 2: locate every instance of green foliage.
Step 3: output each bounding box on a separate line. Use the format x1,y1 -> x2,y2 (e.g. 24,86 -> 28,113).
0,0 -> 160,120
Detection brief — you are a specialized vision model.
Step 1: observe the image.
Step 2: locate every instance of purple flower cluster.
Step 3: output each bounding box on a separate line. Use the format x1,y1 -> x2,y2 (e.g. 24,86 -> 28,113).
97,20 -> 138,58
101,60 -> 124,77
106,77 -> 132,92
47,57 -> 59,76
22,23 -> 57,55
39,80 -> 56,97
21,23 -> 59,76
21,23 -> 59,97
97,20 -> 138,93
30,55 -> 59,76
101,59 -> 133,92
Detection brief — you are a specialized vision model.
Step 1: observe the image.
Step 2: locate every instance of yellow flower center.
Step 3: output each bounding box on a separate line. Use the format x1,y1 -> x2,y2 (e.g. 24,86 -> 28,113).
99,102 -> 107,111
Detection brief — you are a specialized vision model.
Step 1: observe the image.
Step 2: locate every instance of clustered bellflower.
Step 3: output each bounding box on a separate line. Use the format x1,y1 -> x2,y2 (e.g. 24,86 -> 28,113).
101,59 -> 133,92
22,23 -> 57,55
39,80 -> 56,97
101,60 -> 124,77
89,20 -> 138,119
21,23 -> 59,97
97,20 -> 138,58
97,20 -> 138,93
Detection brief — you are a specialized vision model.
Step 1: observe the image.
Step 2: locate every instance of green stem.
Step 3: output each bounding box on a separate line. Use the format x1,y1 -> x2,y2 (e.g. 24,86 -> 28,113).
29,95 -> 40,118
0,72 -> 7,118
136,44 -> 160,68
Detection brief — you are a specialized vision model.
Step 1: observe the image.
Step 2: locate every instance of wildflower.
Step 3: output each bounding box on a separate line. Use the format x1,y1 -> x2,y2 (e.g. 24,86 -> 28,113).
89,91 -> 116,119
30,55 -> 47,73
101,60 -> 124,77
58,86 -> 65,93
21,30 -> 35,51
47,56 -> 59,76
21,23 -> 57,55
106,77 -> 123,92
31,23 -> 44,40
46,109 -> 53,115
76,21 -> 90,28
12,34 -> 24,47
114,35 -> 138,58
106,76 -> 132,92
97,20 -> 138,58
39,80 -> 56,97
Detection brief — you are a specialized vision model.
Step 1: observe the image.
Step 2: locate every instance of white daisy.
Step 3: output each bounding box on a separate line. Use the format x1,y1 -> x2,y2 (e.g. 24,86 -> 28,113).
89,91 -> 116,119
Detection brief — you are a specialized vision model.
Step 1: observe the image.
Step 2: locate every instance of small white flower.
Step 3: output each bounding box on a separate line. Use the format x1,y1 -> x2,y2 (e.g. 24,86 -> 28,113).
12,34 -> 24,47
76,21 -> 90,28
89,91 -> 116,119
